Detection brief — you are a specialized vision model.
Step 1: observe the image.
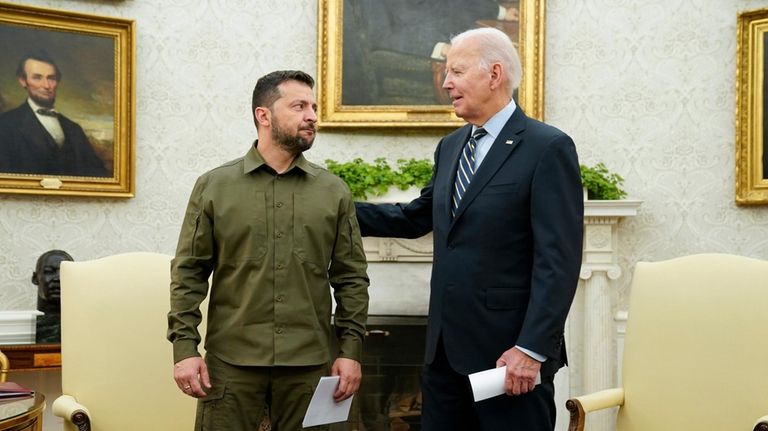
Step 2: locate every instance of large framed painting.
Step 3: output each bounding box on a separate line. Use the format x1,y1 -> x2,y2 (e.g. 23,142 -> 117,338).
736,8 -> 768,205
317,0 -> 545,128
0,3 -> 135,197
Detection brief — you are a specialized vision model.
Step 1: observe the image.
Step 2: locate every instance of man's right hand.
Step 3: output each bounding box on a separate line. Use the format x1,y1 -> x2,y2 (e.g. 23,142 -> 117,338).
173,356 -> 211,398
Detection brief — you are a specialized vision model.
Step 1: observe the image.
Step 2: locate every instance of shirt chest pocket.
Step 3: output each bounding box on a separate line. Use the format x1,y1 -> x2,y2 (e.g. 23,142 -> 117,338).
292,193 -> 337,269
213,191 -> 267,261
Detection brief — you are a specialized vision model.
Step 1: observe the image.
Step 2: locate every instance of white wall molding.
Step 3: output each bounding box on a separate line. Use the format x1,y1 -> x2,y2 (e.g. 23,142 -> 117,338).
0,310 -> 43,345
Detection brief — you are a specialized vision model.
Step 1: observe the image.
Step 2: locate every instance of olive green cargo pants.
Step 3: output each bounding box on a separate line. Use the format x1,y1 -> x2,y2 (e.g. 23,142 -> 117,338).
195,353 -> 330,430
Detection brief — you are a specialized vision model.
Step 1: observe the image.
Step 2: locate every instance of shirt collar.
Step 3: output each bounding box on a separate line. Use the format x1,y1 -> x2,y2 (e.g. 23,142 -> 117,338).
474,99 -> 517,139
243,140 -> 319,177
27,98 -> 56,114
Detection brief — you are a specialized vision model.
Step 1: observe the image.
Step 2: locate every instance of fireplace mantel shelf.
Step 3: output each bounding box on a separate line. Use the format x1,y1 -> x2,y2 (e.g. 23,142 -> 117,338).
584,199 -> 643,217
364,198 -> 643,262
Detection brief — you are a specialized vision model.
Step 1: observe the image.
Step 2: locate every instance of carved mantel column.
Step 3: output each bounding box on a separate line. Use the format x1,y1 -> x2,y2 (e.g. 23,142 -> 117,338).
575,199 -> 642,431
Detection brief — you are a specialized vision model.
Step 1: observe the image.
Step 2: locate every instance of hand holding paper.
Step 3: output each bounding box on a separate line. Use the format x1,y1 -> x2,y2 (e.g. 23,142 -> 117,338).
302,376 -> 354,428
330,357 -> 361,402
468,366 -> 541,402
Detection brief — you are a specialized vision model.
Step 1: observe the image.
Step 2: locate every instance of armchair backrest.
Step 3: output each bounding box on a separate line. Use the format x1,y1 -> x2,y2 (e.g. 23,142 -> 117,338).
617,253 -> 768,430
59,252 -> 206,430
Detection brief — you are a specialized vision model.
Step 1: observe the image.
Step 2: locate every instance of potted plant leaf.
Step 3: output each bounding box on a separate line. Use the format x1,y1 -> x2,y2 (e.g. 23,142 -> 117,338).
326,158 -> 627,201
325,158 -> 433,200
579,162 -> 627,200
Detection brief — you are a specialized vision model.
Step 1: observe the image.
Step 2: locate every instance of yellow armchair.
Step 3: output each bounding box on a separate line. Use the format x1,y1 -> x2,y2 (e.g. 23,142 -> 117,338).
52,252 -> 205,431
567,254 -> 768,431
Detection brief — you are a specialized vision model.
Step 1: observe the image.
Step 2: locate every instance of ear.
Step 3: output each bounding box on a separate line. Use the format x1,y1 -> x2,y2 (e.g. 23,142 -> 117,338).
254,106 -> 271,128
31,272 -> 39,285
489,63 -> 504,90
17,77 -> 27,89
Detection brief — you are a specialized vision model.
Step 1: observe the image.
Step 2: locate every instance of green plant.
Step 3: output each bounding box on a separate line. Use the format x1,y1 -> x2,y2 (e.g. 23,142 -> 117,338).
392,158 -> 433,190
327,158 -> 627,201
325,158 -> 433,199
580,162 -> 627,200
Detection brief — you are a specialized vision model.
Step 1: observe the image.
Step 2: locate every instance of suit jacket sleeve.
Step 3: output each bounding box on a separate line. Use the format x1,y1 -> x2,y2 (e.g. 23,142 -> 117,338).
354,140 -> 445,238
516,134 -> 583,359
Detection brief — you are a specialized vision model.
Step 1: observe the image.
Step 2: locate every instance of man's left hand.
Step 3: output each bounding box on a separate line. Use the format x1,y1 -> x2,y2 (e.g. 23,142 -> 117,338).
496,347 -> 541,396
330,357 -> 361,402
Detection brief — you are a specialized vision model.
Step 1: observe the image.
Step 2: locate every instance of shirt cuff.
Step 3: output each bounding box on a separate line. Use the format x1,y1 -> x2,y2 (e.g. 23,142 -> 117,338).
172,340 -> 201,364
338,337 -> 363,363
514,345 -> 547,362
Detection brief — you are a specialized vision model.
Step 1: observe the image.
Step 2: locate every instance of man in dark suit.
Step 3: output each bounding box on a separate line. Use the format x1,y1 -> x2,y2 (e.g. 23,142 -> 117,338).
355,27 -> 583,430
0,52 -> 109,177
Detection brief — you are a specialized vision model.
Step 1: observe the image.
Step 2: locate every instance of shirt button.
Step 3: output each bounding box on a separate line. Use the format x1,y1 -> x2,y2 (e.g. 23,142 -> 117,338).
276,202 -> 283,208
276,295 -> 285,302
275,326 -> 284,334
276,232 -> 284,238
277,263 -> 284,270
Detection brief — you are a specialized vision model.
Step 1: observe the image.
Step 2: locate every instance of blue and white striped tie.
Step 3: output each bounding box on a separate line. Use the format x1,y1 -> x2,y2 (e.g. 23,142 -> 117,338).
452,127 -> 487,217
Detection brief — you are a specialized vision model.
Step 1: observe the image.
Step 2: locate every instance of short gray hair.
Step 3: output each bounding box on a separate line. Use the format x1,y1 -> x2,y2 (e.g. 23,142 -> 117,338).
451,27 -> 522,93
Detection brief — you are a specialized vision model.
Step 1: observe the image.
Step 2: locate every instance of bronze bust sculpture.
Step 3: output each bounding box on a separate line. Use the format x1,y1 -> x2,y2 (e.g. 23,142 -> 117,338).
32,249 -> 73,343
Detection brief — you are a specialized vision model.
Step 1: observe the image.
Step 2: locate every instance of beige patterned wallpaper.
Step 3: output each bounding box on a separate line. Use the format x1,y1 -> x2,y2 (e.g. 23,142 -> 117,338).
1,0 -> 768,314
547,0 -> 768,307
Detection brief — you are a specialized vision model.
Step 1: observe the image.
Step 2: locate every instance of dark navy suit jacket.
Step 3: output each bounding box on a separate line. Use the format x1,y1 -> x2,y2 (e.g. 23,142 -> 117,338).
0,102 -> 109,177
355,107 -> 583,378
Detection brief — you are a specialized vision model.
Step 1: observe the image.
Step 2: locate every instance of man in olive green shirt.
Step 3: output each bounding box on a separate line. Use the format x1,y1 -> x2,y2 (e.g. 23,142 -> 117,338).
168,70 -> 369,430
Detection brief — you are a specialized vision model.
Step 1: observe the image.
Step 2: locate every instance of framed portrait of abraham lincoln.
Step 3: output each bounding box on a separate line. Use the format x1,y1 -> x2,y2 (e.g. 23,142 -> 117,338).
316,0 -> 545,128
0,3 -> 135,198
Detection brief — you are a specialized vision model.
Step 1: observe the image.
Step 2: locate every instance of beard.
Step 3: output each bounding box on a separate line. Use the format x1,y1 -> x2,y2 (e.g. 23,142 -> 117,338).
30,92 -> 56,109
271,117 -> 315,155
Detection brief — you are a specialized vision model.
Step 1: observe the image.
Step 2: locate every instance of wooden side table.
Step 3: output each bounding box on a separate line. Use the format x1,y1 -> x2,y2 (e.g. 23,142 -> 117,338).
1,345 -> 60,370
0,393 -> 45,431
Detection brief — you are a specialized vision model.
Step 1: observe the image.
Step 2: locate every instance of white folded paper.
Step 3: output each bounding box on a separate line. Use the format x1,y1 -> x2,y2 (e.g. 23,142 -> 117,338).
302,376 -> 354,428
468,366 -> 542,402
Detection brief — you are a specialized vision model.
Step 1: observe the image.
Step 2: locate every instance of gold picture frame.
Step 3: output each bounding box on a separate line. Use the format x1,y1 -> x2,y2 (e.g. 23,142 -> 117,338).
316,0 -> 545,128
736,8 -> 768,205
0,3 -> 135,197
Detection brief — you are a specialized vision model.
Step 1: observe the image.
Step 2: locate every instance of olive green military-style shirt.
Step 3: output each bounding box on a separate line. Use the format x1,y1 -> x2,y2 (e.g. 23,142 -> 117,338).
168,142 -> 369,366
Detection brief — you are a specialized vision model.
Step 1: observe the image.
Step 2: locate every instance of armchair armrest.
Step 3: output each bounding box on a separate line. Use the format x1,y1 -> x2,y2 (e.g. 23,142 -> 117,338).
754,415 -> 768,431
52,395 -> 92,431
566,387 -> 624,431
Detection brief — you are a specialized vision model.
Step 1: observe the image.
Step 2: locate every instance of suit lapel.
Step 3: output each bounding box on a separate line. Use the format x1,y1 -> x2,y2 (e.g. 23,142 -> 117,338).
450,108 -> 527,223
18,104 -> 59,152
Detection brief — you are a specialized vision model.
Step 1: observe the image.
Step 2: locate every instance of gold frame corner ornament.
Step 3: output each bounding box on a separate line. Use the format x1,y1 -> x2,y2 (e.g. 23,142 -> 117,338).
0,2 -> 135,198
736,8 -> 768,205
316,0 -> 545,129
